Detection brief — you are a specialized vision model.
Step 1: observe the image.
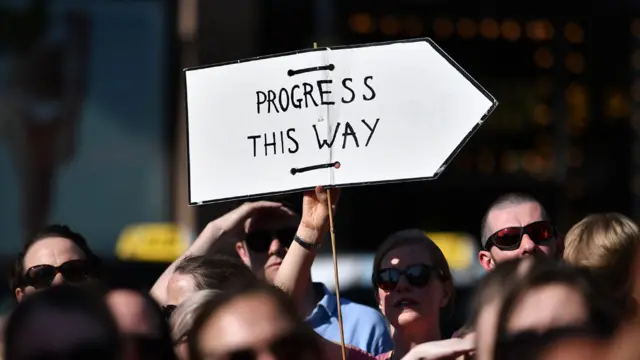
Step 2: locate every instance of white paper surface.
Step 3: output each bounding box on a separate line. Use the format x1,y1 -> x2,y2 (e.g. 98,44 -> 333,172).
328,41 -> 494,185
186,51 -> 333,203
185,39 -> 496,204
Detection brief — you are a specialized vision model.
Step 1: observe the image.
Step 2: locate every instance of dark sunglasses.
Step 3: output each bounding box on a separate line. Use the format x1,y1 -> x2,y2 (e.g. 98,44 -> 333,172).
484,221 -> 556,251
23,259 -> 93,289
374,264 -> 442,292
495,326 -> 599,360
244,228 -> 297,253
162,304 -> 177,320
217,331 -> 313,360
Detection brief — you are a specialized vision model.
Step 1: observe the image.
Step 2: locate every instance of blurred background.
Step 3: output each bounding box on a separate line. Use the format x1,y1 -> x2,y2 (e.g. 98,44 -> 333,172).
0,0 -> 637,332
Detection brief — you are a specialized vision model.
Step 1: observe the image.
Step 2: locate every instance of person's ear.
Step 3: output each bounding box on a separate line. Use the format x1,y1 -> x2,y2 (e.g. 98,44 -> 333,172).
478,250 -> 494,271
235,242 -> 251,266
15,287 -> 25,302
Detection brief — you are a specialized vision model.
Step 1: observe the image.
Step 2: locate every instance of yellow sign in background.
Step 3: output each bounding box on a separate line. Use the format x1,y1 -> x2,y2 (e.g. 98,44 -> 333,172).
427,232 -> 476,270
115,223 -> 190,262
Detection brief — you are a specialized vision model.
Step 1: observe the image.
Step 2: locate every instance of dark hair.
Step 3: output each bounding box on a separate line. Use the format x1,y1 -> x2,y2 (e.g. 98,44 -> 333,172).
4,285 -> 119,360
495,260 -> 619,344
10,224 -> 102,291
187,281 -> 322,360
480,193 -> 551,245
174,255 -> 256,292
371,229 -> 454,319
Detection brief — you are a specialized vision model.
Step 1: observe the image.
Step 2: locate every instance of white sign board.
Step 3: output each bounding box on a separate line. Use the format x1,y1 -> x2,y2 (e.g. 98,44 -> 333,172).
185,38 -> 497,204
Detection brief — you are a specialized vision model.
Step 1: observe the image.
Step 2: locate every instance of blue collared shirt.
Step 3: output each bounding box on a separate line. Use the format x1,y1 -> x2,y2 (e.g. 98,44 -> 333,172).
305,283 -> 393,356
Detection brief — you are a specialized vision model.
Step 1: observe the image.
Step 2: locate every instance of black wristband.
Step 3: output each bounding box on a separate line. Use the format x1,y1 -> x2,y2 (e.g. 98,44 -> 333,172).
293,235 -> 322,251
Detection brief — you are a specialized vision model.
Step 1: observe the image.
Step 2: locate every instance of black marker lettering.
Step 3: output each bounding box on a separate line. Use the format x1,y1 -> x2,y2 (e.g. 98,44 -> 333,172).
287,128 -> 299,153
302,82 -> 318,108
291,85 -> 302,109
280,131 -> 285,153
264,132 -> 277,156
361,118 -> 380,146
247,135 -> 260,157
313,123 -> 341,149
256,91 -> 267,114
267,90 -> 279,113
363,76 -> 376,101
341,78 -> 355,104
278,88 -> 290,112
317,80 -> 335,105
341,122 -> 359,149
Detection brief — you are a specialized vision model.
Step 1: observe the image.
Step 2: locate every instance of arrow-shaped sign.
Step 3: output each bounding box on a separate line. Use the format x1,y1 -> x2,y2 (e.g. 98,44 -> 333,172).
185,38 -> 498,205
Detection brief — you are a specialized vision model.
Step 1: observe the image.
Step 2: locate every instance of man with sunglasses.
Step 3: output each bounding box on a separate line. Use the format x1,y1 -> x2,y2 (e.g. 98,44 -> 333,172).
478,193 -> 560,272
234,198 -> 393,357
151,200 -> 290,305
150,195 -> 392,356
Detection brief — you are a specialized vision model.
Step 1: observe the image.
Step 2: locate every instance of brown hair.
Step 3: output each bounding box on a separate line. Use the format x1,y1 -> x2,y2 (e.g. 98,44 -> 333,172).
372,229 -> 454,312
563,213 -> 639,318
174,255 -> 256,292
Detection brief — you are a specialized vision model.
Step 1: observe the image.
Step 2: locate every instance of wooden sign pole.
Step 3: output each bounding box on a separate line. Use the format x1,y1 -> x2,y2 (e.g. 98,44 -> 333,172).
327,189 -> 347,360
313,41 -> 348,360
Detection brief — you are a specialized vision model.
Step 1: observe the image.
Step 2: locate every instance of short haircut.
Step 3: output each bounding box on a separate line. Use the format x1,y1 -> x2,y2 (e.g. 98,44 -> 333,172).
10,224 -> 102,291
480,193 -> 550,246
564,213 -> 640,319
174,255 -> 256,292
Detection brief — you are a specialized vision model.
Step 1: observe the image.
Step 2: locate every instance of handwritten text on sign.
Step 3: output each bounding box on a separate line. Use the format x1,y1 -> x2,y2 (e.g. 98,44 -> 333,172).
248,73 -> 380,161
186,39 -> 497,204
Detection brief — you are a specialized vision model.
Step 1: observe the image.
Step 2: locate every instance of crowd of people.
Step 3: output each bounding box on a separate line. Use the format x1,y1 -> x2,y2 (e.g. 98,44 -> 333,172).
4,185 -> 640,359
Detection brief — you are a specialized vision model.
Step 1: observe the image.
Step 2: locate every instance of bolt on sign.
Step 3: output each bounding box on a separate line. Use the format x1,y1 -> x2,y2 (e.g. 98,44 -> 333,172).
184,38 -> 498,204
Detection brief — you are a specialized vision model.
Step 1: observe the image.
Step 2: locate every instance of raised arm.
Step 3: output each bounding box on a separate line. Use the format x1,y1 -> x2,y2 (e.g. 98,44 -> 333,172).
274,186 -> 338,306
150,201 -> 290,304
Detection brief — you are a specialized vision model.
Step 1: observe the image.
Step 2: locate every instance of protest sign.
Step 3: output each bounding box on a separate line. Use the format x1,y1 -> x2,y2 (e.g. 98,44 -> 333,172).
185,38 -> 498,205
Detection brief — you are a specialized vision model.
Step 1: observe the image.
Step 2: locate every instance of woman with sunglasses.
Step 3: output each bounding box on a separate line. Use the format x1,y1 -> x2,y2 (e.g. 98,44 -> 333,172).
276,187 -> 473,360
370,229 -> 473,360
10,224 -> 101,302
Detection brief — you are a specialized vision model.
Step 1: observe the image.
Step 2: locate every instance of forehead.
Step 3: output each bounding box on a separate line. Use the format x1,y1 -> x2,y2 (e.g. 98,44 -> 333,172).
244,208 -> 300,233
486,202 -> 544,234
507,284 -> 587,333
23,237 -> 86,270
380,243 -> 432,268
199,293 -> 291,354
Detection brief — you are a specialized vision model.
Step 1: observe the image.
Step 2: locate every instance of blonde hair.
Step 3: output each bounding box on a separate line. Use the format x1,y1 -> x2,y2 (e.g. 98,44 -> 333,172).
170,290 -> 220,344
564,213 -> 640,314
